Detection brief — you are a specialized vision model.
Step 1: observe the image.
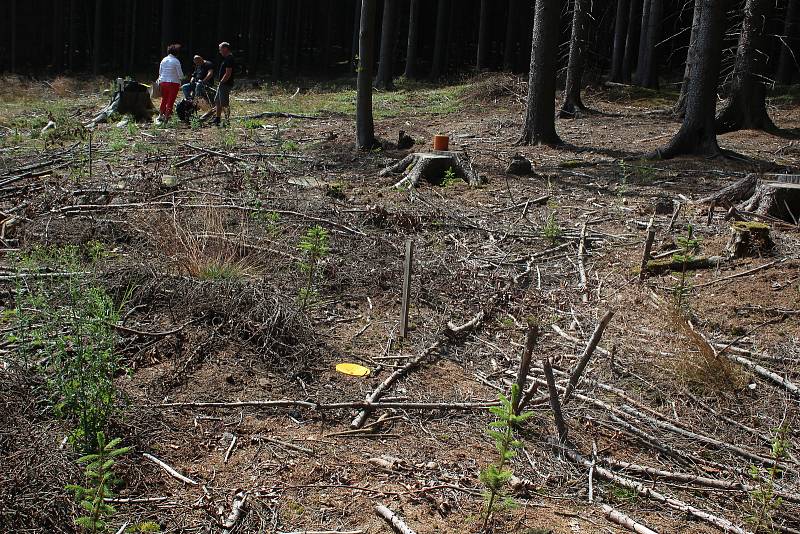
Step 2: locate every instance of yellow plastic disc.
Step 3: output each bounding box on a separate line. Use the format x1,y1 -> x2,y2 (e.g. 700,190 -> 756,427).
335,363 -> 371,377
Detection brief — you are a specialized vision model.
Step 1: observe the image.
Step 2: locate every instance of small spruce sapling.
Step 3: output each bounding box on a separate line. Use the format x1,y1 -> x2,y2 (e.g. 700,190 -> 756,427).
748,424 -> 790,533
297,225 -> 330,309
480,384 -> 533,531
66,432 -> 130,534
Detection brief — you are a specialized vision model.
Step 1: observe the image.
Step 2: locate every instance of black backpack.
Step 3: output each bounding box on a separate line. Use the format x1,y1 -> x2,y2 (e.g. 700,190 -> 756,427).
176,99 -> 197,123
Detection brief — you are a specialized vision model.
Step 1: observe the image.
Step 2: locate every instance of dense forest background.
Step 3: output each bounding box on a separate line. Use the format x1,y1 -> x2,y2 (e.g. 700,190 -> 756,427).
2,0 -> 798,86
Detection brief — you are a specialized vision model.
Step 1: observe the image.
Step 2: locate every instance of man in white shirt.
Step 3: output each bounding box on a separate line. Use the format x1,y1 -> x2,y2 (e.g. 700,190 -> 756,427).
157,44 -> 184,122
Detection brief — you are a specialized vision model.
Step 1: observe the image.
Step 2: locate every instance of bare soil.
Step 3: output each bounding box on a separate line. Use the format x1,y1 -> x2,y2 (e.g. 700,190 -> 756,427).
1,74 -> 799,534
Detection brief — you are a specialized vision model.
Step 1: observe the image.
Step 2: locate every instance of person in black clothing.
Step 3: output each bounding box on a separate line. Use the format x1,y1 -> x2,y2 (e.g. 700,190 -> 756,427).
212,42 -> 235,126
182,55 -> 214,103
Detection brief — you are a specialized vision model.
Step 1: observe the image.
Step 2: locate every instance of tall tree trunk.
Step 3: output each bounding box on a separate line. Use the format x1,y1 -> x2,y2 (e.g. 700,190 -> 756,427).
610,0 -> 629,82
559,0 -> 589,118
430,0 -> 450,79
519,0 -> 563,145
375,0 -> 398,89
635,0 -> 652,84
69,0 -> 78,72
653,0 -> 729,159
639,0 -> 663,88
716,0 -> 777,133
321,0 -> 335,73
273,0 -> 286,78
161,0 -> 174,54
92,0 -> 102,74
128,0 -> 137,72
622,0 -> 642,83
356,0 -> 377,149
404,0 -> 421,78
674,0 -> 700,117
248,0 -> 262,74
477,0 -> 490,70
52,0 -> 64,72
777,0 -> 800,84
350,0 -> 361,72
503,0 -> 521,71
10,0 -> 17,73
292,0 -> 304,73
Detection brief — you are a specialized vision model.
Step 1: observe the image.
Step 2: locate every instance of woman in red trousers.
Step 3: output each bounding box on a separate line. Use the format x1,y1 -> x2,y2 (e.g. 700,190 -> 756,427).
157,44 -> 184,122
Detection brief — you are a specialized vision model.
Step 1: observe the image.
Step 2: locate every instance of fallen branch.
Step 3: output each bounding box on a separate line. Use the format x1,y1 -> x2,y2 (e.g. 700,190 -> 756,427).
150,399 -> 499,411
562,311 -> 614,406
375,504 -> 417,534
601,504 -> 658,534
221,491 -> 248,534
142,453 -> 198,485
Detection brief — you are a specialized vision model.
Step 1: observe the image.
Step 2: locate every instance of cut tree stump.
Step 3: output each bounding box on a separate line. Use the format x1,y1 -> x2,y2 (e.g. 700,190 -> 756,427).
726,221 -> 773,258
379,150 -> 482,189
699,173 -> 800,224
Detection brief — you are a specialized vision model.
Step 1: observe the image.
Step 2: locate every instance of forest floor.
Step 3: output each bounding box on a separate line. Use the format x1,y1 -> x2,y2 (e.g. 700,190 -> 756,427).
1,73 -> 799,534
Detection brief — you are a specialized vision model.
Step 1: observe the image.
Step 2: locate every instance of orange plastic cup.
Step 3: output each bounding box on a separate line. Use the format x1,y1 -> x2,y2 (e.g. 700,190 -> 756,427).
433,135 -> 449,151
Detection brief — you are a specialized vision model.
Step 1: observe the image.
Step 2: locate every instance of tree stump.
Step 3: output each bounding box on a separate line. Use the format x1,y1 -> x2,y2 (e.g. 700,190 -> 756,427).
726,221 -> 773,258
379,150 -> 482,189
698,174 -> 800,224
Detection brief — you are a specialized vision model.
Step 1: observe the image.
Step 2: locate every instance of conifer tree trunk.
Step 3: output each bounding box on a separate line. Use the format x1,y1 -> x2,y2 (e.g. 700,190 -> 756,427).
52,0 -> 63,72
375,0 -> 398,89
248,0 -> 262,74
128,0 -> 137,72
356,0 -> 377,149
69,0 -> 78,72
404,0 -> 421,78
504,0 -> 521,71
622,0 -> 642,83
519,0 -> 563,145
653,0 -> 729,159
610,0 -> 629,82
639,0 -> 662,88
635,0 -> 652,83
350,0 -> 361,72
777,0 -> 800,84
273,0 -> 286,79
559,0 -> 589,118
716,0 -> 777,133
477,0 -> 490,71
674,0 -> 700,117
430,0 -> 450,79
92,0 -> 102,74
10,0 -> 17,73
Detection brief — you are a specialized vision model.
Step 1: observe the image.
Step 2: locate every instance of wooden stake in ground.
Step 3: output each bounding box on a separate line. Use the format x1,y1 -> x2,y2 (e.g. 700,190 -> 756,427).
543,357 -> 569,445
512,325 -> 539,415
399,239 -> 414,339
562,310 -> 614,406
639,216 -> 656,281
375,503 -> 417,534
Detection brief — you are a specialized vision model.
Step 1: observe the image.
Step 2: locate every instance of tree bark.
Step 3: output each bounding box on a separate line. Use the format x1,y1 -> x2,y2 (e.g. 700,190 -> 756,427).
559,0 -> 589,118
477,0 -> 490,71
622,0 -> 642,83
375,0 -> 398,89
430,0 -> 450,79
161,0 -> 174,56
91,0 -> 102,74
715,0 -> 776,133
273,0 -> 286,79
635,0 -> 652,84
356,0 -> 378,149
777,0 -> 800,84
519,0 -> 563,145
653,0 -> 729,159
610,0 -> 629,82
404,0 -> 421,78
639,0 -> 663,88
350,0 -> 361,72
10,0 -> 17,73
674,0 -> 700,117
504,0 -> 521,71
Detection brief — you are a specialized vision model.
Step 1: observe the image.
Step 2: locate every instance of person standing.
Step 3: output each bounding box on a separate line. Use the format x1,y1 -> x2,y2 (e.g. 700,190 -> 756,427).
212,42 -> 235,126
157,44 -> 184,122
182,55 -> 214,103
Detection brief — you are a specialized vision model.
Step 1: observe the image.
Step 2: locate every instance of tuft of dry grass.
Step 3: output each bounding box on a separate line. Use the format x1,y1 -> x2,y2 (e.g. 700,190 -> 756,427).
50,76 -> 78,97
673,314 -> 748,393
154,209 -> 261,281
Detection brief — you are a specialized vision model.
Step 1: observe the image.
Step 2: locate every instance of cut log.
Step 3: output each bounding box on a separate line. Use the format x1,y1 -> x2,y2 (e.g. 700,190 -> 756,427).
379,150 -> 482,189
698,174 -> 800,224
645,255 -> 725,275
726,221 -> 773,258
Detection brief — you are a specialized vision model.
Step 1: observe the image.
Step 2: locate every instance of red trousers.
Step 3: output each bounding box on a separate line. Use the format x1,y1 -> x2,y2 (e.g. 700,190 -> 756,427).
159,82 -> 180,118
